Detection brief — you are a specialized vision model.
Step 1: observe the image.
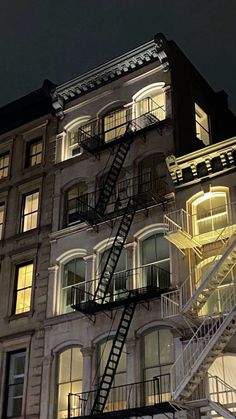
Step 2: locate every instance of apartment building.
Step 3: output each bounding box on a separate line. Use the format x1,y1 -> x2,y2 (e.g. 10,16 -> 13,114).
0,80 -> 56,418
1,33 -> 236,419
41,33 -> 236,419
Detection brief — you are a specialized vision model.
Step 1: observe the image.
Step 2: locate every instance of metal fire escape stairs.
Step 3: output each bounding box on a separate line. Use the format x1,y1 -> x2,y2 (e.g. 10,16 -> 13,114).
161,226 -> 236,406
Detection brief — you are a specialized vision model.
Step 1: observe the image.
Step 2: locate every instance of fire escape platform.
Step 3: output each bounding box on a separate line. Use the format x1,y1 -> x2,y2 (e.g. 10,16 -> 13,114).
71,286 -> 174,315
165,230 -> 201,251
71,401 -> 180,419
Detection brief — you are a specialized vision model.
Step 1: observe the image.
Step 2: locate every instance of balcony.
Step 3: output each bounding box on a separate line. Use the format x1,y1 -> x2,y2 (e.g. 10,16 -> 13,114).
67,173 -> 171,226
71,265 -> 171,314
67,375 -> 177,419
78,97 -> 165,155
164,202 -> 236,257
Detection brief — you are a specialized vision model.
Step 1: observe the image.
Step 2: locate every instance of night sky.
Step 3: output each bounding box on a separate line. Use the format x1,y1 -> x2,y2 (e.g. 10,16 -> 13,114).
1,0 -> 236,111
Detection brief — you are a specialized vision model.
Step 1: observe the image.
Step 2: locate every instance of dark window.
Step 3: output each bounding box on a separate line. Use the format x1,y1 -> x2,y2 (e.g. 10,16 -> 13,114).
4,350 -> 26,417
0,202 -> 5,239
25,138 -> 43,167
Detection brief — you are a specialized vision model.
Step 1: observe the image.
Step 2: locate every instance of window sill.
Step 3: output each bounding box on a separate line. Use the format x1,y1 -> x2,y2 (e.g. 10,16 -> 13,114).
45,310 -> 84,326
5,310 -> 33,323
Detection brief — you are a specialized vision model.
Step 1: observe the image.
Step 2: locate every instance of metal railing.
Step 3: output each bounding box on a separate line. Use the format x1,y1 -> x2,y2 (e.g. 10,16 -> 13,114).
68,375 -> 171,418
71,265 -> 171,308
161,222 -> 236,319
67,172 -> 169,225
170,280 -> 236,398
77,97 -> 165,151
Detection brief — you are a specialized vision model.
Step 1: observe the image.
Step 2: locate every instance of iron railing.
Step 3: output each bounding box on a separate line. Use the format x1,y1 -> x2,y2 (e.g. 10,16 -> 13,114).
71,265 -> 170,309
76,97 -> 165,153
68,375 -> 171,418
67,172 -> 169,225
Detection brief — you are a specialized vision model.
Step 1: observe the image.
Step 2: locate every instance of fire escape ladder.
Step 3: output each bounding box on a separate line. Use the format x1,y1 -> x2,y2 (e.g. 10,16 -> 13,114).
95,130 -> 133,216
91,301 -> 137,415
93,197 -> 137,304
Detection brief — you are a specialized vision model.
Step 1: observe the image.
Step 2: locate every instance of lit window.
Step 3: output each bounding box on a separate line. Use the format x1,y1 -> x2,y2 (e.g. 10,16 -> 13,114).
0,202 -> 5,239
15,262 -> 33,314
143,329 -> 173,403
26,138 -> 43,167
67,121 -> 92,158
21,191 -> 39,232
137,92 -> 165,121
195,103 -> 210,145
98,340 -> 126,411
5,350 -> 26,417
103,108 -> 127,143
141,233 -> 170,289
67,183 -> 88,225
0,152 -> 10,179
192,191 -> 228,235
57,348 -> 83,419
61,258 -> 86,314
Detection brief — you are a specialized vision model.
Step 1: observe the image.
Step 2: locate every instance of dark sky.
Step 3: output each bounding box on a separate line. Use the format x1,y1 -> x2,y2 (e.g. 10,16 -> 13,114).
1,0 -> 236,111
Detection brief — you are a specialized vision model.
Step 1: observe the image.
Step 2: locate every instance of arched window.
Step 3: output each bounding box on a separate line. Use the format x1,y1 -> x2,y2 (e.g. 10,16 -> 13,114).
66,182 -> 88,226
60,257 -> 86,314
103,107 -> 127,143
142,329 -> 174,402
63,117 -> 92,160
190,189 -> 229,236
98,339 -> 126,411
56,347 -> 83,418
99,247 -> 127,301
134,83 -> 166,122
140,232 -> 170,289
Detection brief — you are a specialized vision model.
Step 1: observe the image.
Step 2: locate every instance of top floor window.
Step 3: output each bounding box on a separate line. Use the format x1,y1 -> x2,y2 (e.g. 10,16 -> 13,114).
25,137 -> 43,167
134,83 -> 166,122
0,152 -> 10,179
66,119 -> 92,159
195,103 -> 210,146
103,108 -> 127,143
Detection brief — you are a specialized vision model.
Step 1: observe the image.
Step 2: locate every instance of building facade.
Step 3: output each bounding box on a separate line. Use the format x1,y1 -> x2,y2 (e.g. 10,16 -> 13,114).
1,33 -> 236,419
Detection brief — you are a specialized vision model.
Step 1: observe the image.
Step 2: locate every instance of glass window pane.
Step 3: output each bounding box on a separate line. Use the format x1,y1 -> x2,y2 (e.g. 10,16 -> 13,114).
144,331 -> 158,367
71,348 -> 83,381
58,383 -> 70,410
58,350 -> 71,383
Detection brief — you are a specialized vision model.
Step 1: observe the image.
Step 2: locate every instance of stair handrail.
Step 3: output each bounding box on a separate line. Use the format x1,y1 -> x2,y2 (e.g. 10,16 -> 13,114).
170,282 -> 236,398
164,208 -> 190,235
162,223 -> 236,319
207,372 -> 236,407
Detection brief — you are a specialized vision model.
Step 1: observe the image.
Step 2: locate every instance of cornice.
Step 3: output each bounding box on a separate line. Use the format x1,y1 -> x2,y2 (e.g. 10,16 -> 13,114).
52,33 -> 169,118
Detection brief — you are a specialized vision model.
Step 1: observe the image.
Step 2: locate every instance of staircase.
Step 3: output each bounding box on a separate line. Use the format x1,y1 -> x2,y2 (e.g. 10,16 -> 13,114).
170,284 -> 236,400
91,301 -> 137,415
95,134 -> 133,215
93,197 -> 137,303
162,226 -> 236,319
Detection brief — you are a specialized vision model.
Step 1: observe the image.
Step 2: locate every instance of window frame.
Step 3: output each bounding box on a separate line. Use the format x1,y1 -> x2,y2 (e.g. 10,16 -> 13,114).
133,83 -> 166,122
62,117 -> 92,161
0,151 -> 10,180
0,201 -> 6,240
194,103 -> 210,146
13,261 -> 34,316
25,136 -> 43,168
20,190 -> 40,233
60,256 -> 86,315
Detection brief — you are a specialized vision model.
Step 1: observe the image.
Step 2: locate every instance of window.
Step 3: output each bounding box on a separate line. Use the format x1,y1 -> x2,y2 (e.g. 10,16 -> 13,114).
138,154 -> 168,196
100,248 -> 127,301
98,340 -> 126,411
4,350 -> 26,417
192,191 -> 228,236
57,348 -> 83,419
195,103 -> 210,145
25,137 -> 43,167
0,152 -> 10,179
14,262 -> 33,314
141,233 -> 170,289
143,329 -> 173,403
0,202 -> 5,239
134,84 -> 166,122
67,120 -> 92,158
103,108 -> 127,143
61,257 -> 86,314
67,183 -> 88,225
21,191 -> 39,232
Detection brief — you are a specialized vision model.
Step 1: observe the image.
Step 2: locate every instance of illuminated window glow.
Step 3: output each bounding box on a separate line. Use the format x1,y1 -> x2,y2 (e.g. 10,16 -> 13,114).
0,203 -> 5,239
103,108 -> 127,143
26,138 -> 43,167
192,191 -> 228,235
0,152 -> 9,179
15,263 -> 33,314
21,191 -> 39,232
195,103 -> 210,145
57,348 -> 83,419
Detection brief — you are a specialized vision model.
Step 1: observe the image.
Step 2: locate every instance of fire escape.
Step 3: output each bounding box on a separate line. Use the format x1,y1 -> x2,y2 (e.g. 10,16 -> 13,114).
68,102 -> 177,419
162,206 -> 236,418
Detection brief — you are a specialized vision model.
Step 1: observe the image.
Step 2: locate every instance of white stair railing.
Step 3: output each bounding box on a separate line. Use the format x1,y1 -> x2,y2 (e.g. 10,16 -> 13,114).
162,224 -> 236,319
164,209 -> 190,235
170,282 -> 236,400
208,373 -> 236,411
